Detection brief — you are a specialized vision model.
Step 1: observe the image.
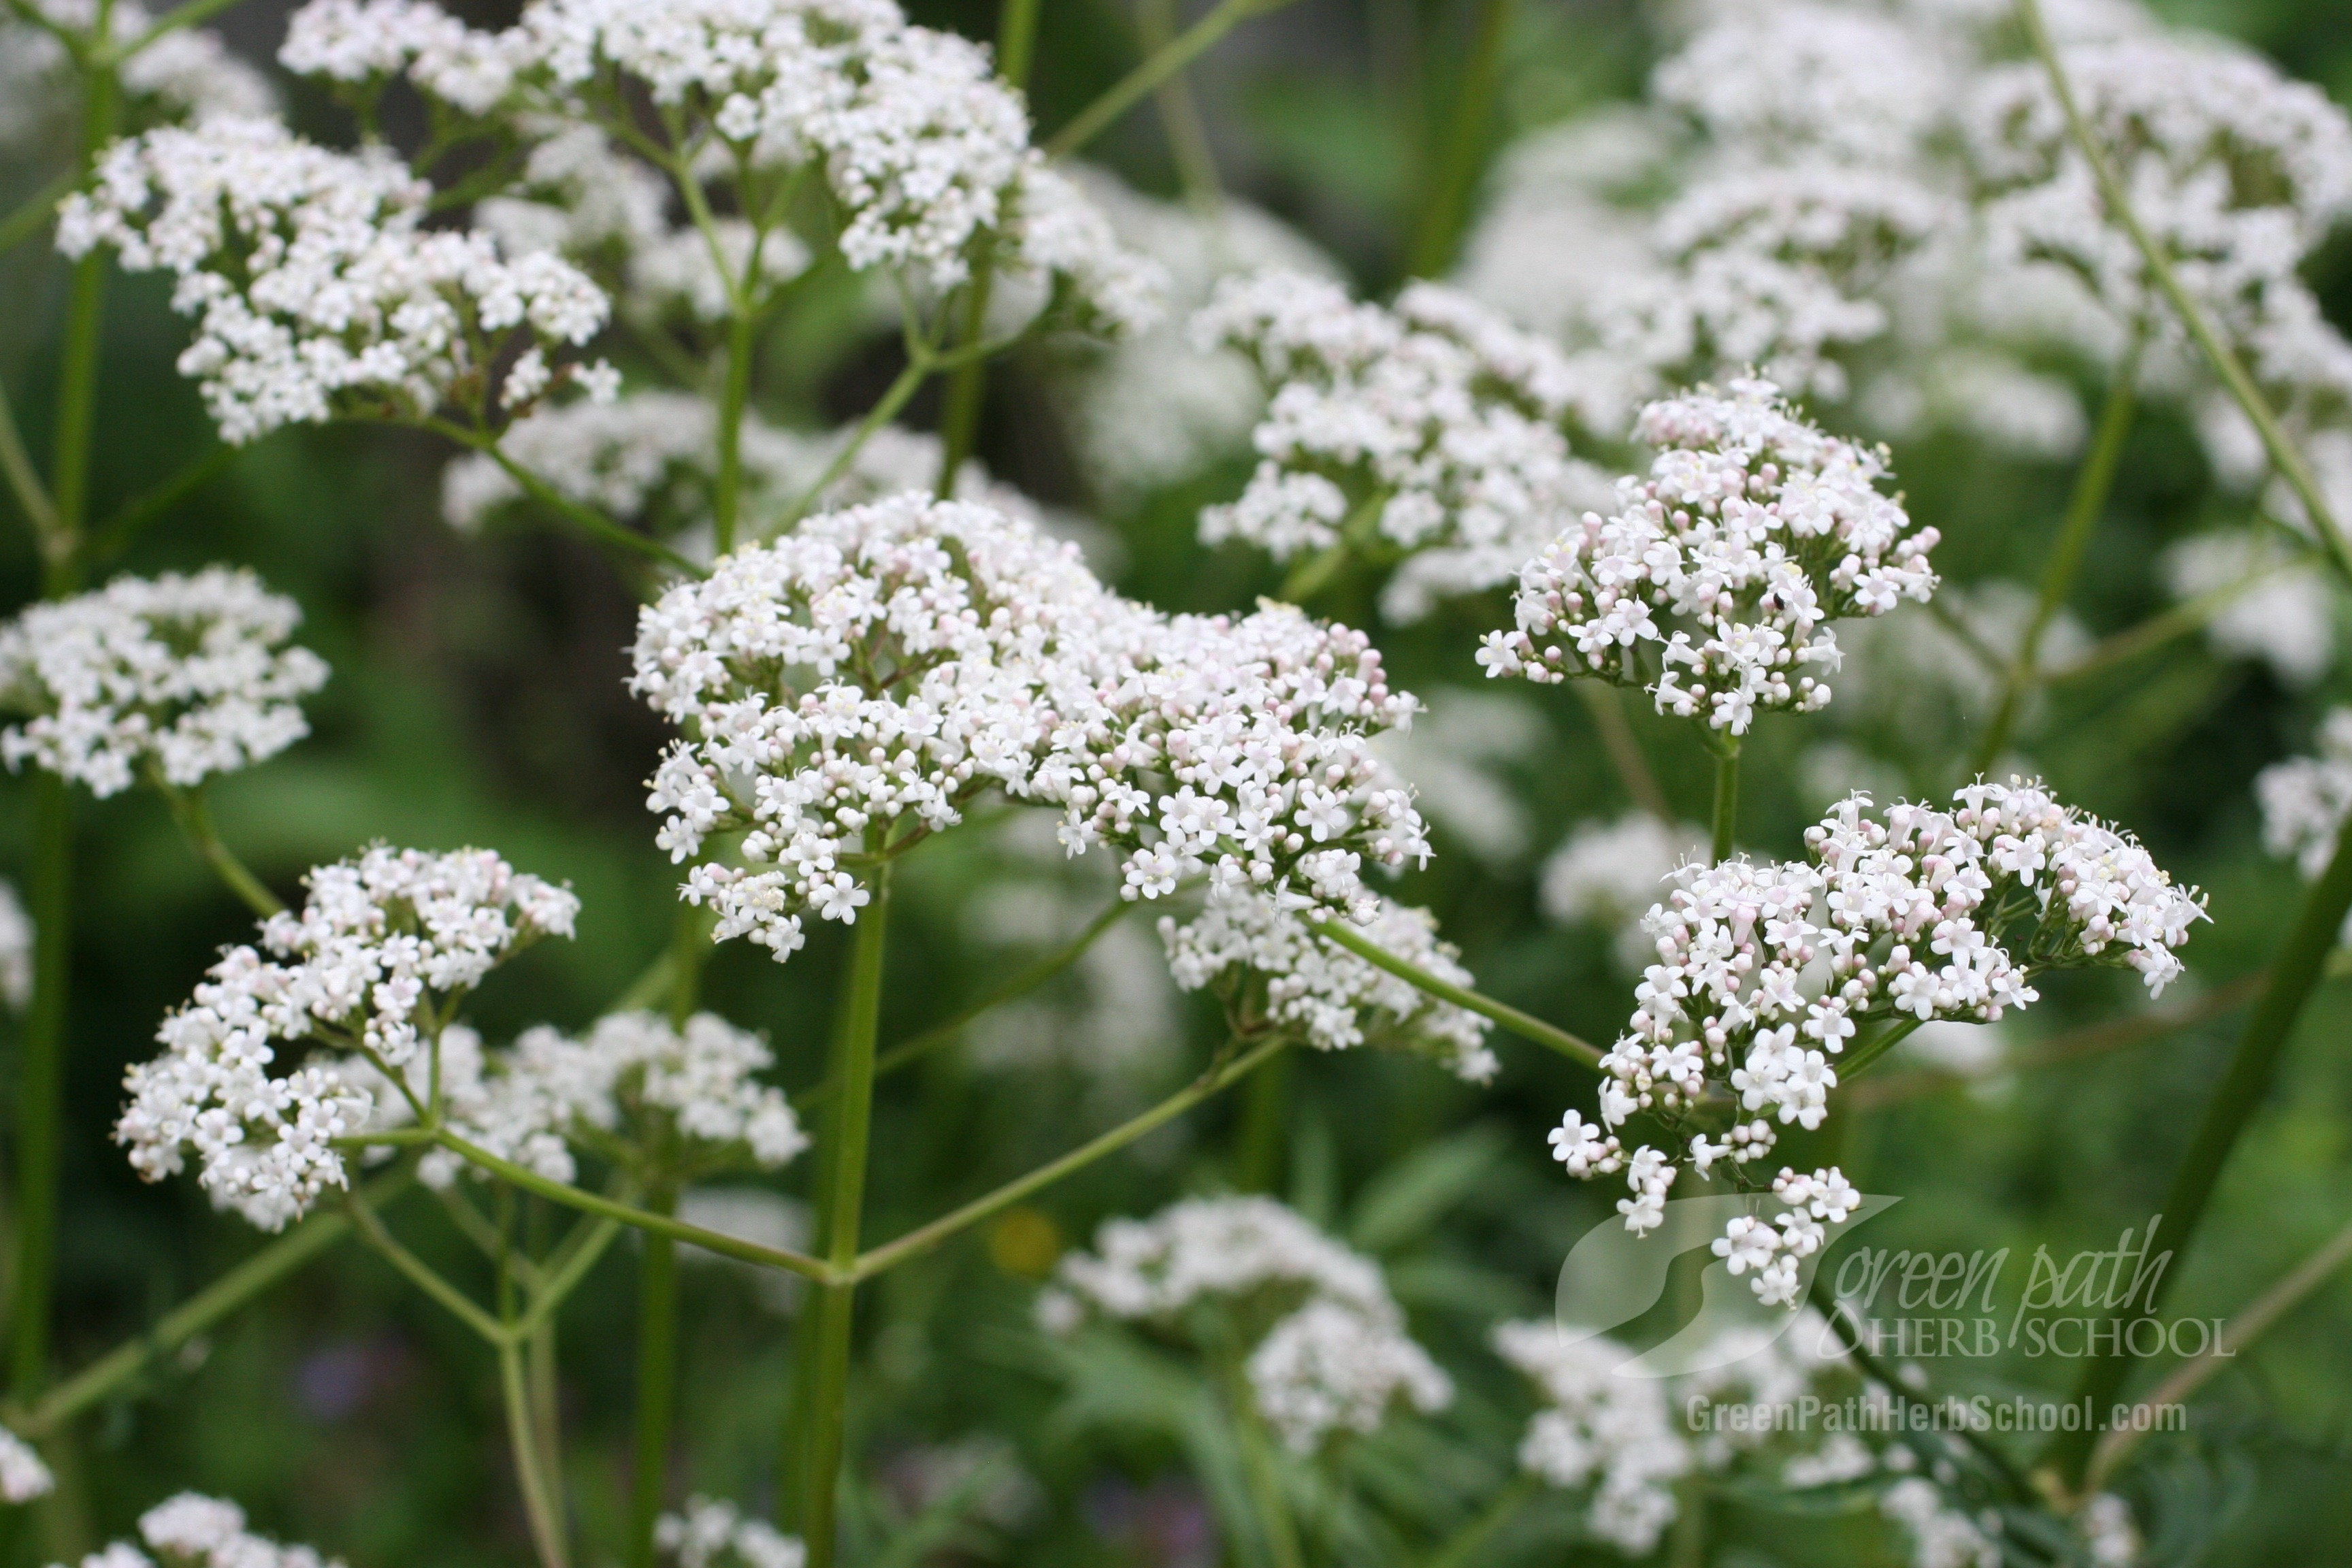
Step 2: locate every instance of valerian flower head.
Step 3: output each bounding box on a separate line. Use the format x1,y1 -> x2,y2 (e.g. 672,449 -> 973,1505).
0,568 -> 328,798
0,1426 -> 51,1503
1194,270 -> 1616,621
1491,1321 -> 1690,1553
1158,892 -> 1497,1081
630,494 -> 1427,962
0,0 -> 273,154
1037,1194 -> 1451,1453
2256,708 -> 2352,945
1477,377 -> 1938,736
1552,781 -> 2202,1301
116,847 -> 578,1230
71,1493 -> 344,1568
56,116 -> 612,443
655,1497 -> 806,1568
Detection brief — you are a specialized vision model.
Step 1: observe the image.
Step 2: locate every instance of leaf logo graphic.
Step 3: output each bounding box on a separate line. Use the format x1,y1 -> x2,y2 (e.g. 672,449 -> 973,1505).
1552,1193 -> 1902,1377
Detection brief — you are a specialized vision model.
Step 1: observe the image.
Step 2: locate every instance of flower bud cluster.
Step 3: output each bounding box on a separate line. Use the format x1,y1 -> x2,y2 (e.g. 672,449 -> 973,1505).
1036,1195 -> 1451,1453
77,1493 -> 342,1568
56,116 -> 612,444
1477,378 -> 1938,735
1549,782 -> 2202,1296
0,568 -> 327,799
630,495 -> 1427,963
1158,892 -> 1497,1082
1708,1166 -> 1863,1307
1194,270 -> 1614,622
116,847 -> 578,1230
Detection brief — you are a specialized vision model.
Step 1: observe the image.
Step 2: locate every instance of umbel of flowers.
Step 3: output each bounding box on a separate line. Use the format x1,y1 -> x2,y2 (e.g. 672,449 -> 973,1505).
116,846 -> 580,1229
1478,377 -> 1939,736
629,494 -> 1429,962
1550,779 -> 2206,1305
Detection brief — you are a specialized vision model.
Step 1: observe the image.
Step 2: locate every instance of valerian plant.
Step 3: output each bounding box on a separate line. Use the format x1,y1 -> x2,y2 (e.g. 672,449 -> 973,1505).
0,0 -> 2349,1565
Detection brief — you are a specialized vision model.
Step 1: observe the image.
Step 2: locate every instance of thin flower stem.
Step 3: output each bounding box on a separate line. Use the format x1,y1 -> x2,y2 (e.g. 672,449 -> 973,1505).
1833,1016 -> 1925,1083
9,772 -> 71,1396
0,169 -> 76,256
12,1172 -> 409,1437
1305,918 -> 1603,1068
1808,1277 -> 2032,1502
84,443 -> 240,566
1137,0 -> 1223,212
627,1186 -> 680,1568
157,781 -> 283,917
2043,566 -> 2281,687
2084,1210 -> 2352,1497
1573,683 -> 1674,826
1970,345 -> 2140,778
796,895 -> 1135,1113
346,1190 -> 511,1345
712,310 -> 755,558
0,375 -> 61,551
48,66 -> 117,555
1045,0 -> 1302,159
2046,817 -> 2352,1486
110,0 -> 248,64
431,1130 -> 838,1283
476,440 -> 706,576
1228,1358 -> 1305,1568
1423,1474 -> 1538,1568
2015,0 -> 2352,590
1709,741 -> 1740,862
1407,0 -> 1514,278
500,1337 -> 572,1568
785,357 -> 928,527
849,1034 -> 1290,1283
800,861 -> 893,1568
521,1214 -> 623,1336
934,280 -> 994,498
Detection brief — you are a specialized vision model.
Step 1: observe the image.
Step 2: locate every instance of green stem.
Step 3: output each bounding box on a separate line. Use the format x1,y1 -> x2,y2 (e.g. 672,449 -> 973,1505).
1407,0 -> 1514,278
628,1187 -> 680,1568
1424,1475 -> 1537,1568
345,1191 -> 510,1345
1045,0 -> 1301,158
0,374 -> 61,553
1573,683 -> 1673,825
2045,817 -> 2352,1485
501,1337 -> 572,1568
427,1130 -> 836,1281
1305,918 -> 1601,1067
800,860 -> 892,1568
50,59 -> 117,550
796,895 -> 1134,1113
2016,0 -> 2352,590
1138,0 -> 1223,211
83,443 -> 240,566
1833,1016 -> 1925,1083
849,1035 -> 1290,1283
2044,566 -> 2278,687
1970,348 -> 2139,778
1236,1047 -> 1290,1192
12,1173 -> 407,1437
787,359 -> 928,527
1709,740 -> 1739,863
9,772 -> 70,1395
110,0 -> 249,63
712,310 -> 755,558
933,282 -> 994,499
1225,1356 -> 1304,1568
478,442 -> 704,576
0,169 -> 77,257
998,0 -> 1041,89
157,781 -> 282,917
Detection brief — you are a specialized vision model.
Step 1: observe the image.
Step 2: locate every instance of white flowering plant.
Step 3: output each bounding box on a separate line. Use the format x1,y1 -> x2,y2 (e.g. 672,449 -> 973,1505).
0,0 -> 2349,1565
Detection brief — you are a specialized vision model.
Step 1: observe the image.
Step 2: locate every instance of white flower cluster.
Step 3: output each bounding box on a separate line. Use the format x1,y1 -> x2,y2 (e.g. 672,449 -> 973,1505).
1490,1321 -> 1688,1553
1158,893 -> 1497,1082
0,568 -> 328,799
1552,781 -> 2202,1296
56,116 -> 611,444
0,879 -> 33,1013
1880,1476 -> 2001,1568
117,847 -> 579,1230
2160,529 -> 2334,688
0,1426 -> 52,1503
1038,1195 -> 1451,1453
0,0 -> 272,153
289,0 -> 1162,333
630,494 -> 1426,962
1967,32 -> 2352,403
71,1493 -> 342,1568
360,1011 -> 806,1188
1540,813 -> 1710,970
655,1496 -> 806,1568
1478,378 -> 1938,735
2257,709 -> 2352,941
1194,270 -> 1614,622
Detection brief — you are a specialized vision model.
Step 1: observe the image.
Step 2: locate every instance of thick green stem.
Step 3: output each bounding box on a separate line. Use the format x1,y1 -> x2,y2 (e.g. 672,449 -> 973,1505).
2045,818 -> 2352,1485
10,772 -> 71,1395
799,860 -> 892,1568
501,1338 -> 571,1568
50,58 -> 117,549
1045,0 -> 1301,158
712,311 -> 755,558
996,0 -> 1041,88
1138,0 -> 1222,210
1236,1047 -> 1290,1192
2016,0 -> 2352,590
628,1188 -> 681,1568
1305,919 -> 1601,1067
933,282 -> 994,499
1970,353 -> 2139,778
849,1035 -> 1290,1282
1407,0 -> 1514,278
1709,741 -> 1740,863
